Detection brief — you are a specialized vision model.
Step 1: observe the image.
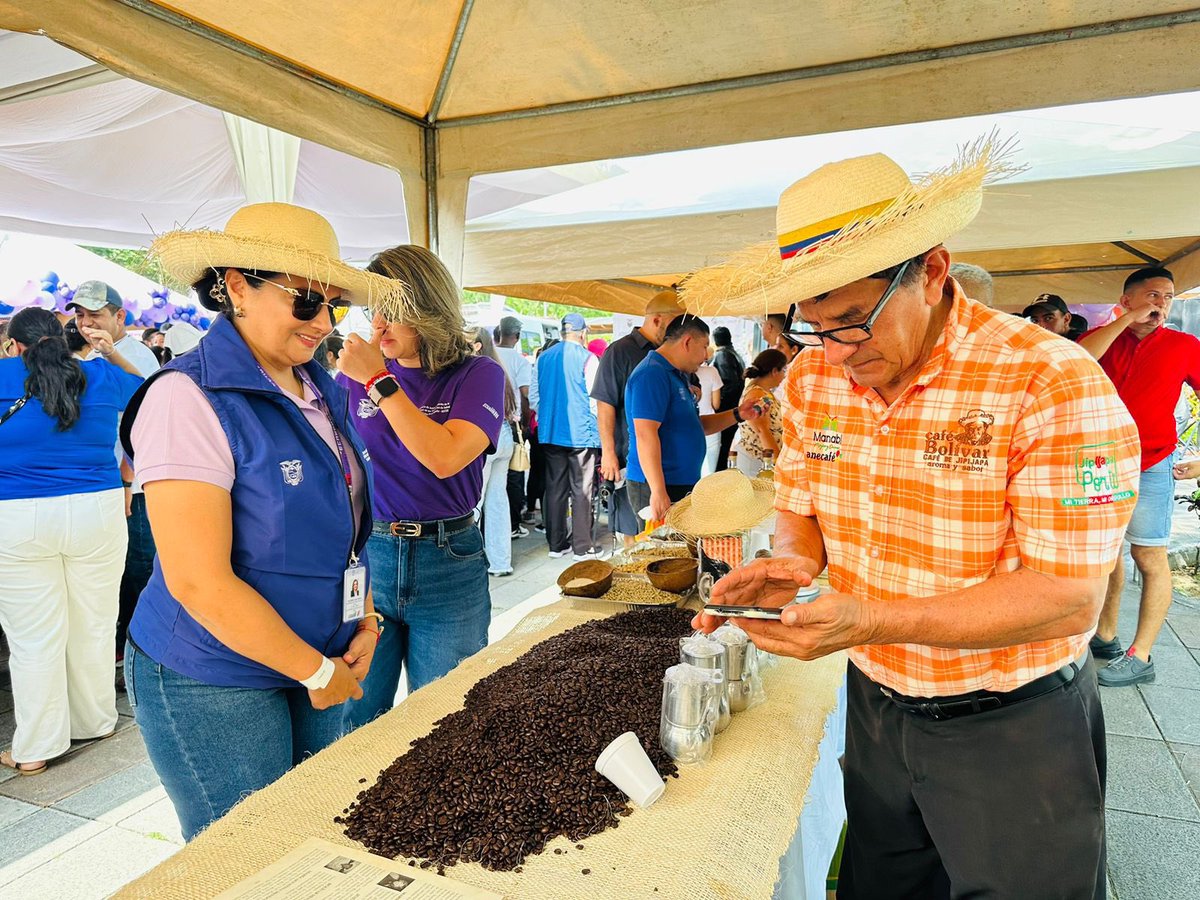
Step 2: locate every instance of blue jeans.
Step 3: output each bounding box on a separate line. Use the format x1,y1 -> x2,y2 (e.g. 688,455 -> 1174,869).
117,493 -> 156,653
482,425 -> 514,573
343,521 -> 490,730
124,640 -> 345,841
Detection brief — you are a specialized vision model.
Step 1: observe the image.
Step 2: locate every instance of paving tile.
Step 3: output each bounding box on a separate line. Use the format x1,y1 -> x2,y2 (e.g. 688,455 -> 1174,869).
1100,686 -> 1161,740
0,823 -> 178,900
1106,810 -> 1200,900
0,796 -> 38,830
0,808 -> 97,871
1167,608 -> 1200,650
53,763 -> 161,821
1143,645 -> 1200,690
1168,742 -> 1200,810
0,728 -> 147,806
115,795 -> 183,845
1141,685 -> 1200,746
116,693 -> 133,718
1105,734 -> 1199,821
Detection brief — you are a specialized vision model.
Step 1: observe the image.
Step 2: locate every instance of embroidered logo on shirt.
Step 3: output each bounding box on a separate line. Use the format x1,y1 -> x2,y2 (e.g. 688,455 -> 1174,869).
1061,442 -> 1135,506
483,402 -> 500,419
357,398 -> 380,419
807,415 -> 842,461
924,408 -> 995,473
279,459 -> 304,487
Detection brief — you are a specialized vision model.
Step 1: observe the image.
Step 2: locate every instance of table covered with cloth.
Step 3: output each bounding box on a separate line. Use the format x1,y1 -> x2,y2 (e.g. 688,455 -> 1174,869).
115,597 -> 845,900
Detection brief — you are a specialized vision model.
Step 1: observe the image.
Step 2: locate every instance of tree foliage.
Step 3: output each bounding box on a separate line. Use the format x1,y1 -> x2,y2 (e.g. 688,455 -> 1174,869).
81,246 -> 167,283
460,289 -> 605,320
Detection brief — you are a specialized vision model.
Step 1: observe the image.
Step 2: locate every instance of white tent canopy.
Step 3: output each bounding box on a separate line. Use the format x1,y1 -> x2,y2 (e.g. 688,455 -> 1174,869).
2,5 -> 1200,312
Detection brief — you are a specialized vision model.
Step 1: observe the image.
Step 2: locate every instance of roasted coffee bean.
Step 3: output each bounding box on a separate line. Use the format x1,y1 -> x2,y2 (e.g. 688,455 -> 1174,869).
341,607 -> 693,871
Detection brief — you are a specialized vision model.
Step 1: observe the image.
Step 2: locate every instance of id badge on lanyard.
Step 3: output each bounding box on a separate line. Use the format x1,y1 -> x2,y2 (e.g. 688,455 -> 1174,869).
343,559 -> 367,623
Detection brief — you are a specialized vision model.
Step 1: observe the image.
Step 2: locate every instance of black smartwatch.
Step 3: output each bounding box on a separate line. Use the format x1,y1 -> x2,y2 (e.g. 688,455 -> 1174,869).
368,374 -> 401,406
732,407 -> 744,424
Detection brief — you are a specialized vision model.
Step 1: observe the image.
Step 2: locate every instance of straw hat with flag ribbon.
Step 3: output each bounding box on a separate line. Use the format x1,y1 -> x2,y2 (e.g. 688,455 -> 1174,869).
679,135 -> 1017,317
664,469 -> 776,538
152,203 -> 413,318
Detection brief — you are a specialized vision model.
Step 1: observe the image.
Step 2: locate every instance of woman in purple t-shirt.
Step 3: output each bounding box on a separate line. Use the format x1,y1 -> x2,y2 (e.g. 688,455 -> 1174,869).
337,245 -> 505,724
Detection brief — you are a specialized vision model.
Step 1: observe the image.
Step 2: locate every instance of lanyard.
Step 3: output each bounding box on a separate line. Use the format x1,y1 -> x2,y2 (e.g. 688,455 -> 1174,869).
258,364 -> 360,562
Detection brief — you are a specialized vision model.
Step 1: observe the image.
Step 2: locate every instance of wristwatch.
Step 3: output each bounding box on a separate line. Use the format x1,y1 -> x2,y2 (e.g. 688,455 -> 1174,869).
368,374 -> 400,406
732,406 -> 744,423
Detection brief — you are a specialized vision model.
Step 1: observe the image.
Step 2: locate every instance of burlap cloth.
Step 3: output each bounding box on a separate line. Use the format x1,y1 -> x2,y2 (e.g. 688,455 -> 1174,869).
115,601 -> 845,900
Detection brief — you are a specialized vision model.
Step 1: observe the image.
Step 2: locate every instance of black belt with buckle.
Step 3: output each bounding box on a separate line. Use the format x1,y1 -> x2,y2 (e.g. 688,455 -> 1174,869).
379,512 -> 475,539
878,658 -> 1082,721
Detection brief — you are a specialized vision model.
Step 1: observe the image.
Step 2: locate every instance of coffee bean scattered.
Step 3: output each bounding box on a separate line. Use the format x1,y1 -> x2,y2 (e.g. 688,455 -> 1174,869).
339,607 -> 694,871
582,868 -> 591,875
358,777 -> 367,784
575,844 -> 585,850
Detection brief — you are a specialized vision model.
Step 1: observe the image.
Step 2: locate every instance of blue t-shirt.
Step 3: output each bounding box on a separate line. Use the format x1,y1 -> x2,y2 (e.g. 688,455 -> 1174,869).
0,357 -> 144,500
624,351 -> 706,487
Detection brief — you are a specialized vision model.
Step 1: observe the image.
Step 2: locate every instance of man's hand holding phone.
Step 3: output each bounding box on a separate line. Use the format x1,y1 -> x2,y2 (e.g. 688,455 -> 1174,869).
692,557 -> 820,632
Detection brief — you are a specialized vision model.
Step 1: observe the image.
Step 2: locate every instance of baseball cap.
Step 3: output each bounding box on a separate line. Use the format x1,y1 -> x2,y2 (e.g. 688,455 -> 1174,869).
67,280 -> 123,312
1021,293 -> 1069,318
644,288 -> 683,316
561,312 -> 587,333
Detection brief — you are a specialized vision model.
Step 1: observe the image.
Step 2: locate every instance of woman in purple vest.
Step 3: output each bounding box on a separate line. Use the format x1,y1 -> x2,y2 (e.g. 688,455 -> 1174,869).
118,204 -> 409,840
336,246 -> 505,727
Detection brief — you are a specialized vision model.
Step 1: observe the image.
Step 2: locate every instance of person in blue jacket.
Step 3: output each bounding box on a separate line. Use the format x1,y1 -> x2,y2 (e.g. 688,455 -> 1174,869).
0,308 -> 144,776
119,203 -> 411,839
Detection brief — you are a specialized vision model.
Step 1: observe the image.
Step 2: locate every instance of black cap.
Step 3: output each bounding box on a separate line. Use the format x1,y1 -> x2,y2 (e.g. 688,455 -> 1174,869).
1022,293 -> 1069,318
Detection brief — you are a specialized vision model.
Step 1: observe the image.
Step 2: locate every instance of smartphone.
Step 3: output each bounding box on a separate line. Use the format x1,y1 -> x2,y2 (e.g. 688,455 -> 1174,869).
702,603 -> 790,620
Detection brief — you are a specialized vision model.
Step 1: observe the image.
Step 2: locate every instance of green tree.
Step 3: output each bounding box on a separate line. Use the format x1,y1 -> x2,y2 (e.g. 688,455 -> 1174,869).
81,246 -> 167,283
461,289 -> 605,321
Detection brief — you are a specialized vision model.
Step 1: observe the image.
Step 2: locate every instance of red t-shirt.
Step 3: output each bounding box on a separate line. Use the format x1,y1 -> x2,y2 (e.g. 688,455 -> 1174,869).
1093,326 -> 1200,470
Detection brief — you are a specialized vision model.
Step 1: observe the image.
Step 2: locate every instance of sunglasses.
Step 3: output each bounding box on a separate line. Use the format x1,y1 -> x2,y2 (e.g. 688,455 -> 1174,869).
243,273 -> 351,325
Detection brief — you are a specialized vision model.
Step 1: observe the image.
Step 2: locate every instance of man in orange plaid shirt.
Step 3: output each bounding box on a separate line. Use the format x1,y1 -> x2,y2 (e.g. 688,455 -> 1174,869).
690,145 -> 1139,899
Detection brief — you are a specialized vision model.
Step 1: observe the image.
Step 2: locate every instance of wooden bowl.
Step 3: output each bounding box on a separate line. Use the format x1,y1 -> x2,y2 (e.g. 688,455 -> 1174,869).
645,557 -> 699,594
557,560 -> 615,598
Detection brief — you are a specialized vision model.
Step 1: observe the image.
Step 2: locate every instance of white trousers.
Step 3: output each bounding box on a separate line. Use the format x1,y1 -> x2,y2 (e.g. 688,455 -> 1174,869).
0,489 -> 125,762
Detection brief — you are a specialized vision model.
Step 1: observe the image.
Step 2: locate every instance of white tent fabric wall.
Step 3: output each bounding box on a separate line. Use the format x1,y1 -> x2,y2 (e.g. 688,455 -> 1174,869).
223,113 -> 300,204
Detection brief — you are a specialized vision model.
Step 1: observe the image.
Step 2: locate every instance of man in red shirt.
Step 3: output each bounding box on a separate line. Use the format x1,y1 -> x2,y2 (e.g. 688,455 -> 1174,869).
1080,266 -> 1200,686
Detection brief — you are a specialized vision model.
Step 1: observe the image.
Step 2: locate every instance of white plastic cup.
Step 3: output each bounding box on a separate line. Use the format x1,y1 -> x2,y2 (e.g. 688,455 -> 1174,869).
595,731 -> 666,808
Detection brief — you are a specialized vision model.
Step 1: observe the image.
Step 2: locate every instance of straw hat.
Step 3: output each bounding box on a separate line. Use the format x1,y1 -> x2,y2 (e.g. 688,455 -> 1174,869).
680,135 -> 1015,317
664,470 -> 775,537
151,203 -> 412,315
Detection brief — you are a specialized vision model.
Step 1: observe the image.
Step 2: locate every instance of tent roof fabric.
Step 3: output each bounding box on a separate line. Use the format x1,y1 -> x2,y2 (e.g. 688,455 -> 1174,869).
3,3 -> 1200,312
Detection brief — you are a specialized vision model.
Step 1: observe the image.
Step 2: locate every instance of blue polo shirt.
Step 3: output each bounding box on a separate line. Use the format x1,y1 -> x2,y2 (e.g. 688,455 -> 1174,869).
624,350 -> 705,486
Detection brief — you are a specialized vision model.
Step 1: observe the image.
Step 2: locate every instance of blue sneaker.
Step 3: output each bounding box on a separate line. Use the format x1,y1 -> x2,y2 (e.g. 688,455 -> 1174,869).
1097,653 -> 1155,687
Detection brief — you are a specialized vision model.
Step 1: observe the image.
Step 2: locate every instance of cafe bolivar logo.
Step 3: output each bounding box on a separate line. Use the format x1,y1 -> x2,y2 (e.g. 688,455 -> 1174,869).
807,414 -> 842,461
1061,442 -> 1135,507
923,408 -> 994,473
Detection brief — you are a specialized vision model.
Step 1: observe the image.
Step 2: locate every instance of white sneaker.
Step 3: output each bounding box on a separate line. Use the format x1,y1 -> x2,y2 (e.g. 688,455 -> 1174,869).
488,568 -> 513,577
548,549 -> 569,559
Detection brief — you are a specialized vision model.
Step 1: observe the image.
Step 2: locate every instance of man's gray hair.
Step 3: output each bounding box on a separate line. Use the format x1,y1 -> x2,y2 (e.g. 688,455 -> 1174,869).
949,262 -> 994,308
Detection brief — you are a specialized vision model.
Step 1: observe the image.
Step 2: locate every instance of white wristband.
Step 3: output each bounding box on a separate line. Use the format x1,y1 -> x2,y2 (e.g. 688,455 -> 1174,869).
300,656 -> 335,691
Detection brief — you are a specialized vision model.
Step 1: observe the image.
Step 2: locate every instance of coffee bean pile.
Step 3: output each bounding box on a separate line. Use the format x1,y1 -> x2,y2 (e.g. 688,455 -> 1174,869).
339,606 -> 694,871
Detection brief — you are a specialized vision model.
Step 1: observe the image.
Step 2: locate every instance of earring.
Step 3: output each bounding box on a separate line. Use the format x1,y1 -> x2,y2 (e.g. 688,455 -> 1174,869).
233,306 -> 246,318
209,273 -> 227,306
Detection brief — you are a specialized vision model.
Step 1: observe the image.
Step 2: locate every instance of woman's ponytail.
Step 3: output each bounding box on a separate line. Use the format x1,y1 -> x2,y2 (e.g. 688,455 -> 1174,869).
8,308 -> 86,431
743,348 -> 788,382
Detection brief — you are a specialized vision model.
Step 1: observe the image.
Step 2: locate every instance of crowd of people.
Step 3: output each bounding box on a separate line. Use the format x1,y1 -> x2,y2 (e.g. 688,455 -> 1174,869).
0,147 -> 1194,895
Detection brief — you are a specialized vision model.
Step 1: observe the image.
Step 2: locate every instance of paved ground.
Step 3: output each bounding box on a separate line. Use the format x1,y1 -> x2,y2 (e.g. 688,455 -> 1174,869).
1,515 -> 1197,898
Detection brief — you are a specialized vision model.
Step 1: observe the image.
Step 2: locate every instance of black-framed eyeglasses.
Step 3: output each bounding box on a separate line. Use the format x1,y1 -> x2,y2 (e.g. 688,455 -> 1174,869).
783,259 -> 911,347
243,273 -> 351,325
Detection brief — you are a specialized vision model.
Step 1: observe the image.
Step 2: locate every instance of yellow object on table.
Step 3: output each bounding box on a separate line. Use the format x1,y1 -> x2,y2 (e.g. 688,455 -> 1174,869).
116,600 -> 845,900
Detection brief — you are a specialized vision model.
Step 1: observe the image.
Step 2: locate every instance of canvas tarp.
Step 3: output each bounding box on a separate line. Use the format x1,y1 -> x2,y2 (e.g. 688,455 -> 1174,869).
2,2 -> 1200,313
